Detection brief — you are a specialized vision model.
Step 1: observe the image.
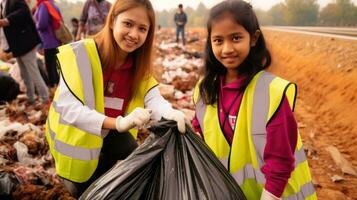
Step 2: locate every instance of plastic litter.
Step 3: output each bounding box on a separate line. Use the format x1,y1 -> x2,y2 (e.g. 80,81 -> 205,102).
0,171 -> 19,198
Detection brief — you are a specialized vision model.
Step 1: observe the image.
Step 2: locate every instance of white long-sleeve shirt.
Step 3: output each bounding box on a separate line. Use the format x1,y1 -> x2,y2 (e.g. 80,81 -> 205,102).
55,76 -> 173,137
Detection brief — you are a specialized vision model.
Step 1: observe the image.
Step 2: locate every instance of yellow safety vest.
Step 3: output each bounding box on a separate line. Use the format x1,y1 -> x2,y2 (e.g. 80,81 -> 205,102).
193,71 -> 317,200
45,39 -> 158,183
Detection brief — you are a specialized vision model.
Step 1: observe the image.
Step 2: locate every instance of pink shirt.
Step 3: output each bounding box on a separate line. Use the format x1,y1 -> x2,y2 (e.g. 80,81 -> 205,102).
192,75 -> 297,197
217,75 -> 245,144
103,57 -> 134,118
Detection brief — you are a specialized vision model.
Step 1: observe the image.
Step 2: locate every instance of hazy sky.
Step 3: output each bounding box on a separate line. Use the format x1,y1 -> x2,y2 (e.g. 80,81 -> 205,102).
94,0 -> 357,11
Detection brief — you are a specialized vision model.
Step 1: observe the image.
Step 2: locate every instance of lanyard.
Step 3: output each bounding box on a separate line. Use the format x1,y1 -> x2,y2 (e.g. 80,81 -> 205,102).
219,89 -> 240,133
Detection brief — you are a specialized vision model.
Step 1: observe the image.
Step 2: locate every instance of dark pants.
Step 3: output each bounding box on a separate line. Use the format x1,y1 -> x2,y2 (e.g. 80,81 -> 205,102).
61,131 -> 138,198
176,26 -> 186,46
44,48 -> 59,87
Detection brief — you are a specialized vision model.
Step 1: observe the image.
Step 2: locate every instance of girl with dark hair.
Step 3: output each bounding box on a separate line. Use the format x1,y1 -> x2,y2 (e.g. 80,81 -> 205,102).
192,0 -> 316,199
46,0 -> 186,197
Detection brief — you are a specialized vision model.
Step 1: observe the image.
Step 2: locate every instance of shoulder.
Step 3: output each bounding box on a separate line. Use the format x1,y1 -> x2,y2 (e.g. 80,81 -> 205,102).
61,39 -> 97,52
262,72 -> 297,112
6,0 -> 30,16
269,74 -> 294,94
249,71 -> 295,101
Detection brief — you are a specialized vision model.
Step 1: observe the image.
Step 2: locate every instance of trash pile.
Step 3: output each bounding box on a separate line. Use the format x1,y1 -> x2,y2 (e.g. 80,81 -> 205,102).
0,54 -> 75,199
0,98 -> 75,199
154,29 -> 205,121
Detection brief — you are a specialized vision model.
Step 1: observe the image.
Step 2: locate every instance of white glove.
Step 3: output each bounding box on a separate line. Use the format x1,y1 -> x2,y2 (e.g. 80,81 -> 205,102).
115,107 -> 151,132
163,109 -> 187,133
260,189 -> 281,200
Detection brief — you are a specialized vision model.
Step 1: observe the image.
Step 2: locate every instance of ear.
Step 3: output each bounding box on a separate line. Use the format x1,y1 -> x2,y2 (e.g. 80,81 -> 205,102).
250,30 -> 260,47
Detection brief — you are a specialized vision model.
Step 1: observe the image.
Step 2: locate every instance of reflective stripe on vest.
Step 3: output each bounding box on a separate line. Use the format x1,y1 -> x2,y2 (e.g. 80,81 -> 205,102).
47,118 -> 101,160
194,71 -> 316,199
70,42 -> 95,108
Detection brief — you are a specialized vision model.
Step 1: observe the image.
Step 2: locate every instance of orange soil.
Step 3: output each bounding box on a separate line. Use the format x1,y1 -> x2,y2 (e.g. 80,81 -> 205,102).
264,30 -> 357,200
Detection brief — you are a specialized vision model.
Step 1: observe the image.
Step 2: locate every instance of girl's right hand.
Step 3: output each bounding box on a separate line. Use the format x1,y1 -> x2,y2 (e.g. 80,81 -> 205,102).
115,108 -> 152,132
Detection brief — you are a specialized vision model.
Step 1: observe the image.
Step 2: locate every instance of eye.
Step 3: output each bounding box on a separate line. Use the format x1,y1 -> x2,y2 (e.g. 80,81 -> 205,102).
123,21 -> 132,27
139,27 -> 148,33
212,38 -> 222,45
232,35 -> 242,42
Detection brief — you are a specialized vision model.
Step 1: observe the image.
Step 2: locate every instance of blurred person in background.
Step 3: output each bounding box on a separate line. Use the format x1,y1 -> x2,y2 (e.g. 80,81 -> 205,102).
34,0 -> 62,88
75,0 -> 111,41
174,3 -> 187,47
0,0 -> 49,104
71,17 -> 79,38
46,0 -> 187,197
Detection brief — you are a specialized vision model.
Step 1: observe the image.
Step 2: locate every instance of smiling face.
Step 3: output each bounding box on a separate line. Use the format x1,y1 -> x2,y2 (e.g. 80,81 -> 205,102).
112,6 -> 150,55
210,12 -> 253,73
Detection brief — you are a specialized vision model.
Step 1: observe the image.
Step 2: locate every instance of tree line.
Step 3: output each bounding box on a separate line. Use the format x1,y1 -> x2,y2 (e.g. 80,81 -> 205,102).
55,0 -> 356,27
157,0 -> 357,27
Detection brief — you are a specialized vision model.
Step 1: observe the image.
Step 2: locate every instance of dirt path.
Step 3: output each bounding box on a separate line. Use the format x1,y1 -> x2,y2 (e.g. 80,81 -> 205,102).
265,30 -> 357,200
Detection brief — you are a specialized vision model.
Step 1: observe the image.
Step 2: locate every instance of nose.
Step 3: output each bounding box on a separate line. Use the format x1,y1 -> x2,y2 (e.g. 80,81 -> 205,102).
127,28 -> 139,40
222,42 -> 234,55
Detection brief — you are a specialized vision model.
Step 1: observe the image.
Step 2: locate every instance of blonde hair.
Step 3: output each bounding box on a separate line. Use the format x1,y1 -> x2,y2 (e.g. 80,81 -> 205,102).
94,0 -> 156,96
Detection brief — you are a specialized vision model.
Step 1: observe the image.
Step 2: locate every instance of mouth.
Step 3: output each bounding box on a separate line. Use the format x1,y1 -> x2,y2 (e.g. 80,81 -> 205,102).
222,55 -> 238,59
222,56 -> 238,62
124,38 -> 137,48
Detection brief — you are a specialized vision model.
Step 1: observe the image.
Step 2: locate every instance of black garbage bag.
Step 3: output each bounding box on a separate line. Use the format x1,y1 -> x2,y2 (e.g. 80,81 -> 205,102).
0,72 -> 20,104
0,171 -> 20,198
80,120 -> 246,200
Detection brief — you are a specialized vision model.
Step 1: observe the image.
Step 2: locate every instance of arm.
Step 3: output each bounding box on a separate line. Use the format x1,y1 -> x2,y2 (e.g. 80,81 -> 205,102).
144,86 -> 187,133
102,117 -> 116,129
183,13 -> 187,25
56,77 -> 148,135
56,76 -> 107,136
0,19 -> 9,27
76,0 -> 90,40
75,24 -> 85,41
35,4 -> 49,32
261,96 -> 298,198
144,86 -> 172,120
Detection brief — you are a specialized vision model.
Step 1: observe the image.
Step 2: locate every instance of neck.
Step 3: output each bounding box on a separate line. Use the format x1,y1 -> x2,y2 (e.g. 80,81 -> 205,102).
115,50 -> 128,69
225,69 -> 238,84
